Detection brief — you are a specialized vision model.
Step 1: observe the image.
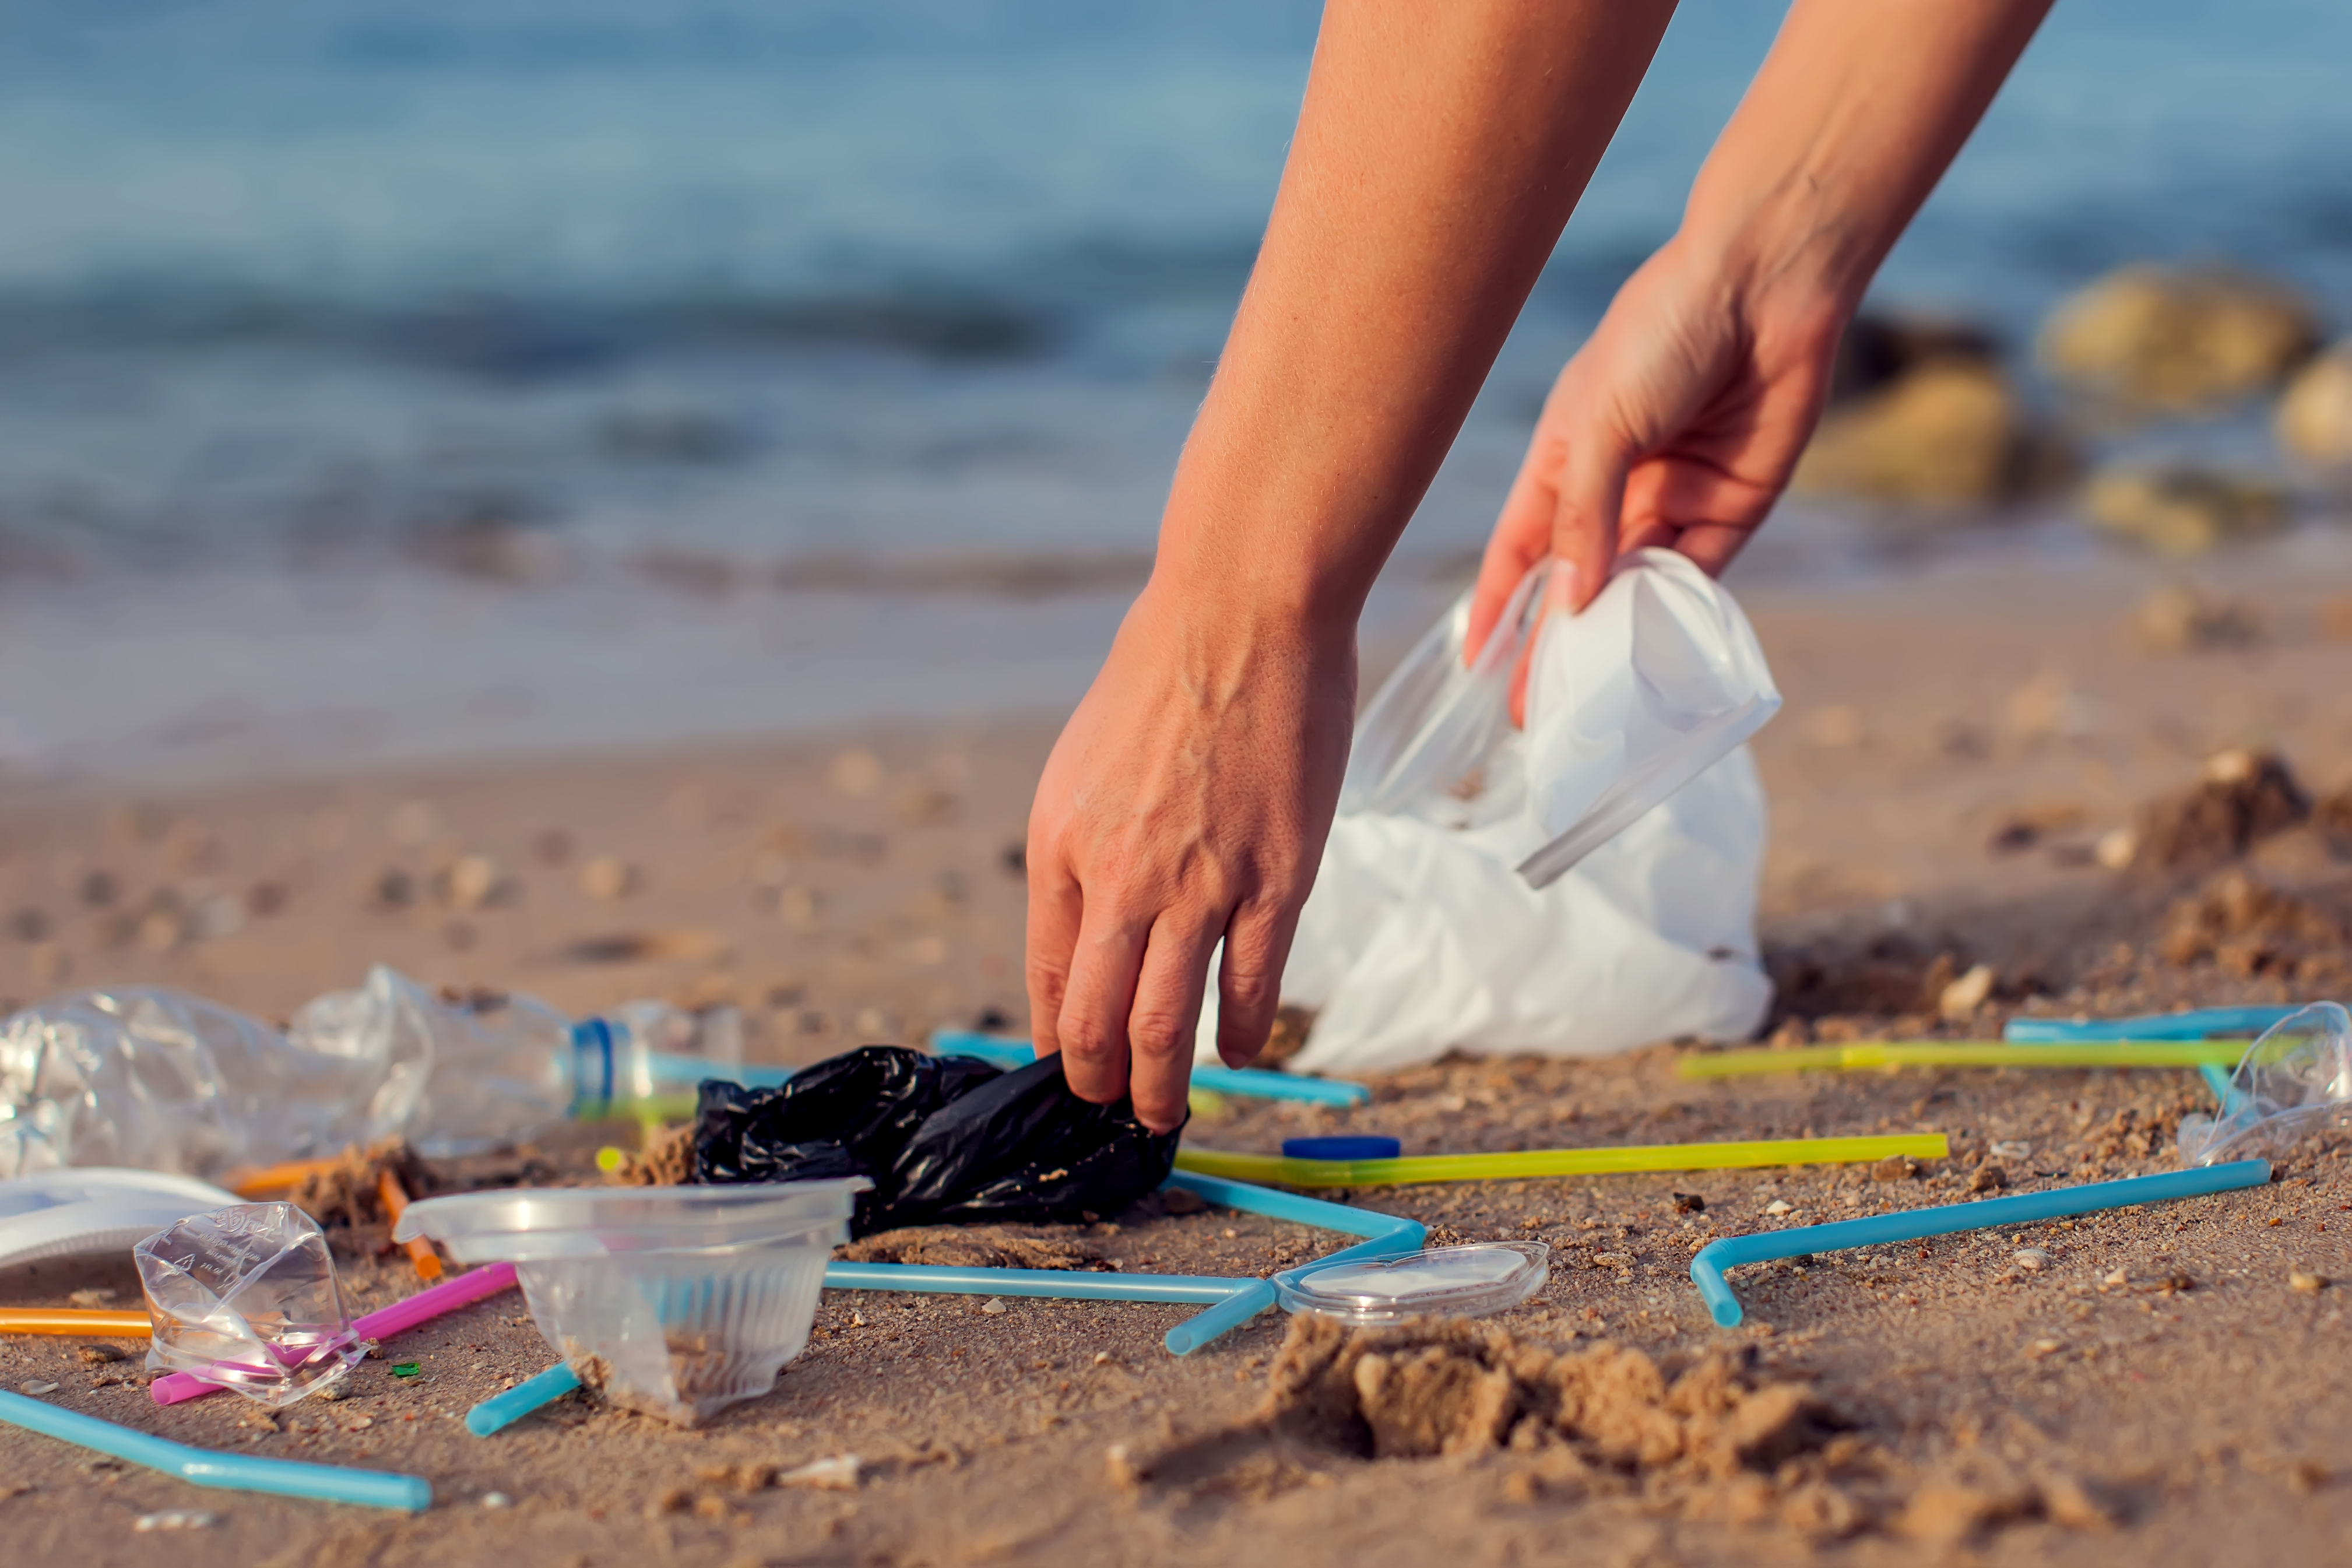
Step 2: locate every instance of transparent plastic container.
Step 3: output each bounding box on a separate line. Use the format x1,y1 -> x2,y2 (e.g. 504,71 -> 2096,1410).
2178,1001 -> 2352,1165
135,1203 -> 365,1408
1272,1242 -> 1551,1326
393,1179 -> 864,1425
0,1168 -> 240,1270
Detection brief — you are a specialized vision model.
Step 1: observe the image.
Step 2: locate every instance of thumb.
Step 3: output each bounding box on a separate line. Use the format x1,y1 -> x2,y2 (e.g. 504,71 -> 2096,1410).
1547,423 -> 1632,616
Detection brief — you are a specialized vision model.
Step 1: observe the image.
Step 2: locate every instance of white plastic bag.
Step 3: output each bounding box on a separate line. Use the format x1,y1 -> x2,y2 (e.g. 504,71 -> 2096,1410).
1209,549 -> 1780,1074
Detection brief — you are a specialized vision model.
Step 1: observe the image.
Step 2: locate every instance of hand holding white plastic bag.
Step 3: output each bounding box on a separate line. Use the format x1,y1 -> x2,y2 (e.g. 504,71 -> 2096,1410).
1206,549 -> 1781,1073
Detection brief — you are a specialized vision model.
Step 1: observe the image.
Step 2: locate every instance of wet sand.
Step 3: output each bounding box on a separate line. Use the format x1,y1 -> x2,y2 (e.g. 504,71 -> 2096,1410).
5,557 -> 2352,1565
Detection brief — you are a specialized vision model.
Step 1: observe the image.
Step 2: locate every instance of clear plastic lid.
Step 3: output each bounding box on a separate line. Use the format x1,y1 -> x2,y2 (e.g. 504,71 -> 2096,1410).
1274,1242 -> 1550,1325
392,1179 -> 868,1263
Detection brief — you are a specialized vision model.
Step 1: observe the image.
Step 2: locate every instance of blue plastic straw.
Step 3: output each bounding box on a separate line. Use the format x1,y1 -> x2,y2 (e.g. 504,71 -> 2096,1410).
2004,1007 -> 2293,1043
1689,1159 -> 2273,1327
466,1363 -> 581,1437
822,1263 -> 1249,1303
929,1031 -> 1372,1108
0,1390 -> 431,1511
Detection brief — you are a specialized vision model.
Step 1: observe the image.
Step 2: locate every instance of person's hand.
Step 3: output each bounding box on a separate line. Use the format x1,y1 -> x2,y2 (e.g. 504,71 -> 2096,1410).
1024,578 -> 1356,1132
1464,234 -> 1847,710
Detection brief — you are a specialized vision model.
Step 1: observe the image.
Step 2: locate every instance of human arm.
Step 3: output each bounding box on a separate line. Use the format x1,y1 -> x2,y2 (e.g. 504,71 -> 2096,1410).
1026,0 -> 1681,1130
1468,0 -> 2054,666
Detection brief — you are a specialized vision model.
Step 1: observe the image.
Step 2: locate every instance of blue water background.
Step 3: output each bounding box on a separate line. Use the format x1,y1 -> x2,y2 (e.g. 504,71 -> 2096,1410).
1,0 -> 2347,782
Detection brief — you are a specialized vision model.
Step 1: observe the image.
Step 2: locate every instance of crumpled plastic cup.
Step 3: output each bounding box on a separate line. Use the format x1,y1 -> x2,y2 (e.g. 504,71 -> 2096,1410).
134,1203 -> 365,1407
393,1179 -> 864,1426
2179,1001 -> 2352,1166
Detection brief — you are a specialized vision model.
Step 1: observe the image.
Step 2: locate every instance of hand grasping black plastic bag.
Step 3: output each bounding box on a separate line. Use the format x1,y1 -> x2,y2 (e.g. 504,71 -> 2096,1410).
691,1046 -> 1182,1237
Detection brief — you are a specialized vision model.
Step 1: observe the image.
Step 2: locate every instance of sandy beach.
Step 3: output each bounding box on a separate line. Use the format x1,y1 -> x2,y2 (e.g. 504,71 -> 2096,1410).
6,554 -> 2352,1566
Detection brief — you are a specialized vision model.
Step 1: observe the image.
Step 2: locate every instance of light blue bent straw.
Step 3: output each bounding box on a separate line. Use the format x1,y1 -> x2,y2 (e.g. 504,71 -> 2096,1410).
929,1031 -> 1372,1108
1689,1159 -> 2272,1328
1161,1171 -> 1425,1354
0,1390 -> 431,1511
467,1362 -> 582,1437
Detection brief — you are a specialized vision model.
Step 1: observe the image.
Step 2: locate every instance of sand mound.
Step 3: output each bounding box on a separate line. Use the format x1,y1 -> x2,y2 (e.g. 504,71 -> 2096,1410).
606,1122 -> 697,1186
2158,869 -> 2348,980
289,1138 -> 430,1228
2132,748 -> 2309,871
838,1225 -> 1113,1270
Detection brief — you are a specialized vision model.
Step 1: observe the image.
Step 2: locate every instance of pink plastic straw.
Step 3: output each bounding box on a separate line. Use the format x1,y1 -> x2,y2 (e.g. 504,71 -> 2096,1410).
150,1263 -> 518,1406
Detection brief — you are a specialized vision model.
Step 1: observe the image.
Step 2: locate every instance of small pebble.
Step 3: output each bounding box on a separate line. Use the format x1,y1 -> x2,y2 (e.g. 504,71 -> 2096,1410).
1764,1200 -> 1794,1217
76,1344 -> 127,1365
68,1288 -> 118,1308
778,1454 -> 861,1491
481,1492 -> 512,1510
19,1380 -> 59,1395
135,1510 -> 217,1532
579,856 -> 638,900
2012,1248 -> 2051,1272
2291,1271 -> 2330,1295
2103,1267 -> 2129,1288
979,1298 -> 1007,1316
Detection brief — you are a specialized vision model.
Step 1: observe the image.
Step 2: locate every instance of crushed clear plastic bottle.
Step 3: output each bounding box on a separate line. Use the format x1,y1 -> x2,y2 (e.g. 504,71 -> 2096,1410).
0,965 -> 750,1176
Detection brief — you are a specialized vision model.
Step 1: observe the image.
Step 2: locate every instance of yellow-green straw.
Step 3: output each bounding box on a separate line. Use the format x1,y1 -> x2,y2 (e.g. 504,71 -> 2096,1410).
1173,1133 -> 1947,1188
1679,1040 -> 2246,1079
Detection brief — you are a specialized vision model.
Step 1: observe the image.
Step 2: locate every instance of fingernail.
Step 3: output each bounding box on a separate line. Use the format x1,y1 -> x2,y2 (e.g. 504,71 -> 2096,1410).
1544,560 -> 1580,615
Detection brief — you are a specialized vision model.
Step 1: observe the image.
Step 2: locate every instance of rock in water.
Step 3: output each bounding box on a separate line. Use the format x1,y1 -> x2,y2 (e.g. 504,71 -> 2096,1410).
2038,266 -> 2319,412
2083,462 -> 2286,556
1792,362 -> 2037,505
2277,344 -> 2352,465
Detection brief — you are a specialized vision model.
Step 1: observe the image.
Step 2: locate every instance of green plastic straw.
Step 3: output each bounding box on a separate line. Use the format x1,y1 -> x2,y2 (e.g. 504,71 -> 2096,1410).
1175,1133 -> 1949,1187
1689,1160 -> 2272,1327
1679,1040 -> 2245,1078
467,1363 -> 581,1436
0,1390 -> 431,1511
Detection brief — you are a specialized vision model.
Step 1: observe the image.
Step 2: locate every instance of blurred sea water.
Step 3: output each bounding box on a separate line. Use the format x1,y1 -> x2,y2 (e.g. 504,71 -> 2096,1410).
3,0 -> 2350,785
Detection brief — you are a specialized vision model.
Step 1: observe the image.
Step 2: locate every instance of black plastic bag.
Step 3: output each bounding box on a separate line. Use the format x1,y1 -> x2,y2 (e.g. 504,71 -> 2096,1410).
691,1045 -> 1182,1236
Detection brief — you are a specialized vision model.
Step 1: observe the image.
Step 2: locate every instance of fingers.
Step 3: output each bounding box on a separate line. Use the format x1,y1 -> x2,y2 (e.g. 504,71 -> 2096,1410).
1547,421 -> 1633,617
1214,897 -> 1302,1070
1467,449 -> 1560,662
1123,913 -> 1226,1133
1022,831 -> 1085,1064
1671,521 -> 1753,578
1051,895 -> 1148,1110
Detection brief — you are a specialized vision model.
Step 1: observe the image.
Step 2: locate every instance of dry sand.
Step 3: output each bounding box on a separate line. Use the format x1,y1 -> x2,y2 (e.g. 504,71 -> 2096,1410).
6,558 -> 2352,1565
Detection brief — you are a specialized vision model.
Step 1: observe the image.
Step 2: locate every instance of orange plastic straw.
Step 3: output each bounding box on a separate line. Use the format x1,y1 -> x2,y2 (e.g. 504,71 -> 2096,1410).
224,1156 -> 345,1198
377,1170 -> 443,1281
0,1309 -> 152,1337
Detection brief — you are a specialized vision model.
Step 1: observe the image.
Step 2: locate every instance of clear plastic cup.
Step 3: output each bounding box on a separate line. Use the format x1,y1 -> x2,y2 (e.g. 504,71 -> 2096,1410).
1272,1242 -> 1551,1326
392,1180 -> 864,1425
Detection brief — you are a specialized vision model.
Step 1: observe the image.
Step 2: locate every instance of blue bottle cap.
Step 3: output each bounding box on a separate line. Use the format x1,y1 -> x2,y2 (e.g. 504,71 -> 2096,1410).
1281,1135 -> 1402,1162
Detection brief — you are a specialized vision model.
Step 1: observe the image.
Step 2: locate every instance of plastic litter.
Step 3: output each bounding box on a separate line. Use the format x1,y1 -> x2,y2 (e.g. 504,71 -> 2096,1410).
1203,550 -> 1778,1077
468,1362 -> 581,1436
135,1204 -> 366,1408
395,1179 -> 862,1425
1681,1040 -> 2244,1078
376,1168 -> 442,1279
0,1167 -> 239,1271
691,1046 -> 1180,1237
0,1388 -> 430,1511
0,969 -> 745,1179
0,1308 -> 152,1336
1281,1135 -> 1401,1161
2178,1002 -> 2352,1165
2004,1006 -> 2295,1043
464,1170 -> 1426,1432
934,1032 -> 1369,1108
1689,1160 -> 2272,1327
1274,1242 -> 1551,1325
1173,1131 -> 1947,1187
151,1263 -> 518,1405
